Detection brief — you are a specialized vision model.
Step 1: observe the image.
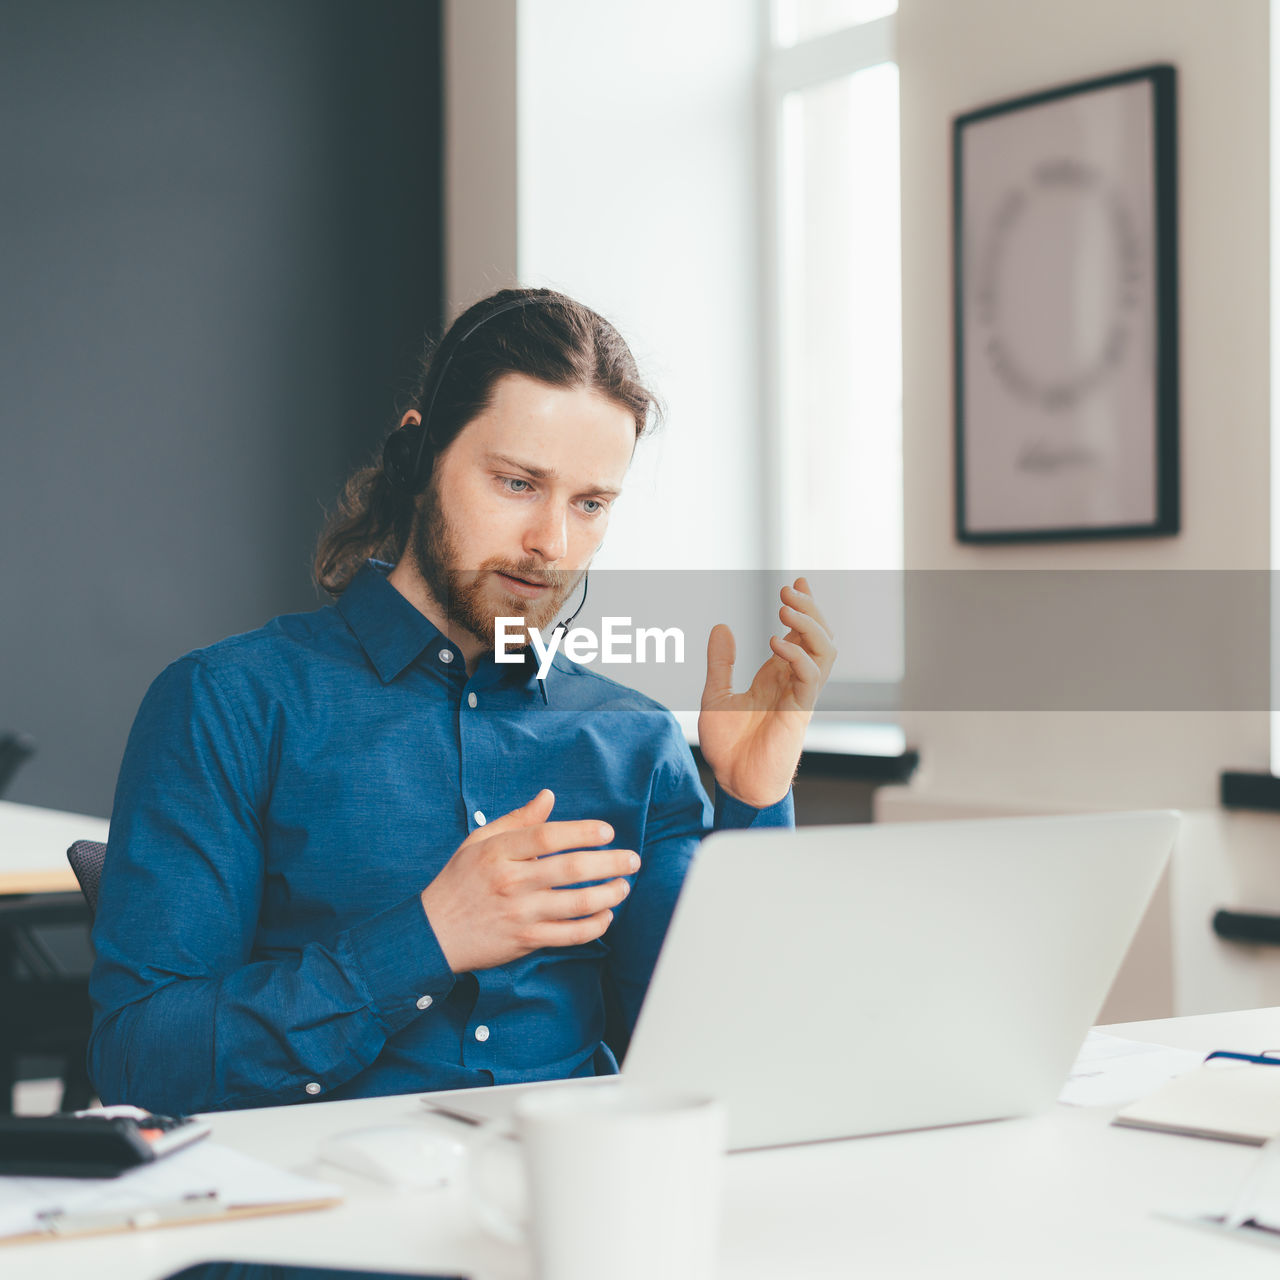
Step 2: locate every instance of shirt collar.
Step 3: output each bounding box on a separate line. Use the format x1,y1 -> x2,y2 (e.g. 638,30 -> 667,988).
336,560 -> 551,697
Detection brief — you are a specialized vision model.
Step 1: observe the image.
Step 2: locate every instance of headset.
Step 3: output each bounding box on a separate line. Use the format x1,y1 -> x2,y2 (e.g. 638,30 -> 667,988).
383,294 -> 545,496
383,292 -> 591,652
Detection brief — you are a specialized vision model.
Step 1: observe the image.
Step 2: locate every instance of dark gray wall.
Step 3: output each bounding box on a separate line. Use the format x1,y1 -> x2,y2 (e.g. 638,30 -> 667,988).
0,0 -> 443,817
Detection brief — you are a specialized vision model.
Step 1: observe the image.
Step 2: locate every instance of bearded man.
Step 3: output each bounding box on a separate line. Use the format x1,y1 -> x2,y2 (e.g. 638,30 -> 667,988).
89,289 -> 835,1113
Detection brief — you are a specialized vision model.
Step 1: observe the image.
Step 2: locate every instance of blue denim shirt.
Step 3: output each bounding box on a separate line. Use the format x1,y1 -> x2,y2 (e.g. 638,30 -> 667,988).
88,562 -> 793,1113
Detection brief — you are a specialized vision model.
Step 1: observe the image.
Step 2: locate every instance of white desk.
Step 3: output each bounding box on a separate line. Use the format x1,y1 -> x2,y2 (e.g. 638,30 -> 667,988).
8,1006 -> 1280,1280
0,800 -> 109,895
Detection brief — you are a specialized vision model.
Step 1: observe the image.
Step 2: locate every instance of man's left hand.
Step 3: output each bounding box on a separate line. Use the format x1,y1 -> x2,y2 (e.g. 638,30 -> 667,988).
697,576 -> 836,809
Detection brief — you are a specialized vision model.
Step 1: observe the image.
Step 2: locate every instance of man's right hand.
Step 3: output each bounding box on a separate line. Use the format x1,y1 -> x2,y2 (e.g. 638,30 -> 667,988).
419,788 -> 639,974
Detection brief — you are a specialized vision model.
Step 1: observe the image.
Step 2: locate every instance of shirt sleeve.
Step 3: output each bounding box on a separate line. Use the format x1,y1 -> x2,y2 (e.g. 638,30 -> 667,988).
601,719 -> 794,1059
88,656 -> 457,1114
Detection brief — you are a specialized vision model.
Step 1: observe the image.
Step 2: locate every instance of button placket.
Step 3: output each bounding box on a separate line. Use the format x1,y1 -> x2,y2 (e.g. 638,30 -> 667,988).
458,675 -> 496,839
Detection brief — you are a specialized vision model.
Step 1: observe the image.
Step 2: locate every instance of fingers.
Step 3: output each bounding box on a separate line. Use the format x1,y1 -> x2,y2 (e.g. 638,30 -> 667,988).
779,579 -> 836,683
782,579 -> 833,641
524,847 -> 640,889
509,787 -> 557,823
769,633 -> 823,698
778,602 -> 829,648
471,792 -> 620,864
702,622 -> 736,705
469,788 -> 557,841
535,909 -> 617,949
779,602 -> 836,674
494,819 -> 618,862
530,877 -> 632,922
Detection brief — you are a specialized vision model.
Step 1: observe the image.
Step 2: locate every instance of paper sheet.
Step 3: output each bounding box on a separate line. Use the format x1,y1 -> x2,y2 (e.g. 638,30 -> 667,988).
1226,1139 -> 1280,1225
0,1141 -> 341,1240
1058,1030 -> 1204,1108
1162,1138 -> 1280,1244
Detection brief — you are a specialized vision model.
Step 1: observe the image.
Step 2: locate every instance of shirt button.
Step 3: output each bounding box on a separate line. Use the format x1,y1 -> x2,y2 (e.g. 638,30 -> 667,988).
416,995 -> 433,1011
305,1082 -> 321,1096
439,649 -> 454,664
474,810 -> 486,826
467,692 -> 478,709
474,1025 -> 490,1043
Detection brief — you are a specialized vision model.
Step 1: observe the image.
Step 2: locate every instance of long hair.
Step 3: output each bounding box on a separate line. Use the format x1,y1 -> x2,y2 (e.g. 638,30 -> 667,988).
314,287 -> 661,597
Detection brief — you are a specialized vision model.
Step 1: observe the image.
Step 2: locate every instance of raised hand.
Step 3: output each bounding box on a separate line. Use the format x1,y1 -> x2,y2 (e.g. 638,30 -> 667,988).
697,577 -> 836,808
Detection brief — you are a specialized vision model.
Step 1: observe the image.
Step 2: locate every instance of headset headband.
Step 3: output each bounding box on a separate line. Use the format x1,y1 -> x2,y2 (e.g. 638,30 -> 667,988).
402,294 -> 547,493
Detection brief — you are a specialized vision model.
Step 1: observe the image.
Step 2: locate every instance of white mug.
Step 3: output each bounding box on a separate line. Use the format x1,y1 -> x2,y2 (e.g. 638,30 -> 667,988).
467,1084 -> 727,1280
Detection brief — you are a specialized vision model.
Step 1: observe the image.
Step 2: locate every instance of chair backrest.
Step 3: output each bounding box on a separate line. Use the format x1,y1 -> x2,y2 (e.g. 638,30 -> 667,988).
67,839 -> 108,919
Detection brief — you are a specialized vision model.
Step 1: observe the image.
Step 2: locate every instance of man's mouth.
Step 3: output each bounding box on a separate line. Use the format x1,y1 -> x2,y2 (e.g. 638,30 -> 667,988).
495,571 -> 552,598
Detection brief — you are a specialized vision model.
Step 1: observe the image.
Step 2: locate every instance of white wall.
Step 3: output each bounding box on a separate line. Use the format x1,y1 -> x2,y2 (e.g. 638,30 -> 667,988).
897,0 -> 1272,810
513,1 -> 766,571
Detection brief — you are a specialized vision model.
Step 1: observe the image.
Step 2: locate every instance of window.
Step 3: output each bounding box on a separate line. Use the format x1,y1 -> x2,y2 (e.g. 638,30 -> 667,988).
773,0 -> 898,47
763,1 -> 902,702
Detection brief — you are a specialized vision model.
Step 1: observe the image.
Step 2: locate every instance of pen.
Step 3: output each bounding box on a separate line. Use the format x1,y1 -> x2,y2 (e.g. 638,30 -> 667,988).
35,1190 -> 221,1236
1204,1050 -> 1280,1066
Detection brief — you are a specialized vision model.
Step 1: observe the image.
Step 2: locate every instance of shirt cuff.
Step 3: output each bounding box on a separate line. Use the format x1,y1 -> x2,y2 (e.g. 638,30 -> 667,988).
342,892 -> 457,1033
712,783 -> 795,831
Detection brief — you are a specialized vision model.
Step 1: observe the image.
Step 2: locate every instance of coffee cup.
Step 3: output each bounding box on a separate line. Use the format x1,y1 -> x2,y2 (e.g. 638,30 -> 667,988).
467,1084 -> 726,1280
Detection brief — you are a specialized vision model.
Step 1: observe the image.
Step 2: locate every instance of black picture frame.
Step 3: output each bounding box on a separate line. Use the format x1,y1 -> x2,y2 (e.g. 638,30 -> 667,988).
953,64 -> 1179,544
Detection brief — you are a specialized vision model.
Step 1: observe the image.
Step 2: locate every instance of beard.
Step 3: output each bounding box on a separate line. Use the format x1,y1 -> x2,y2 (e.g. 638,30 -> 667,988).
409,477 -> 582,648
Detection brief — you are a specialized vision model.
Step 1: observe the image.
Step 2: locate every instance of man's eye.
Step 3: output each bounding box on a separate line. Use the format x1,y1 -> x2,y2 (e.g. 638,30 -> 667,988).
502,477 -> 532,493
581,499 -> 604,515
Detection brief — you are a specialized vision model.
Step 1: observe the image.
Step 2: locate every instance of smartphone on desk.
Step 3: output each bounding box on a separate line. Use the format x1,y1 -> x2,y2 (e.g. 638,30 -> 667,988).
163,1265 -> 468,1280
0,1105 -> 212,1177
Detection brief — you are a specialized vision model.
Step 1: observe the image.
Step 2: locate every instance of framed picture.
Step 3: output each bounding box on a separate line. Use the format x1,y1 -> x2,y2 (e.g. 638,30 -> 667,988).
953,64 -> 1179,543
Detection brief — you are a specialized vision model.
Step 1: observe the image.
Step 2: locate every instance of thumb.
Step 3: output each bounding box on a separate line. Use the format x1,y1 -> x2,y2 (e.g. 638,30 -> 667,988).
703,624 -> 736,705
476,788 -> 555,837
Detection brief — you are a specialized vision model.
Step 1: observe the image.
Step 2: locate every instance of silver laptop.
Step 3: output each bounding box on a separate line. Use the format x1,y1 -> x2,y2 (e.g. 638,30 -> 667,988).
423,810 -> 1178,1150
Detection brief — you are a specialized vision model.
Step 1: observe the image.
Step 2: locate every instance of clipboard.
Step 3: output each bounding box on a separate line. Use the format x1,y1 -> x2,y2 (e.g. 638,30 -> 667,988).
1,1192 -> 343,1245
0,1141 -> 343,1246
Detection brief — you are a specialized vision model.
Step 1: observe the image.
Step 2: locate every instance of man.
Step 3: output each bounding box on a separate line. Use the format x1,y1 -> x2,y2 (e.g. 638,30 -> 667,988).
89,288 -> 835,1113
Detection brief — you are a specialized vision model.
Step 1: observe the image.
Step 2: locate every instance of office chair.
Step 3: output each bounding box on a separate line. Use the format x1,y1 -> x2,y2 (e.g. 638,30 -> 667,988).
66,840 -> 107,921
0,840 -> 106,1113
0,840 -> 111,1112
0,877 -> 97,1113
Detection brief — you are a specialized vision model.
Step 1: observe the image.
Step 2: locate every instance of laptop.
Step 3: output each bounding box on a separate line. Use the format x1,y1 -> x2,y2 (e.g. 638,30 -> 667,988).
422,810 -> 1179,1151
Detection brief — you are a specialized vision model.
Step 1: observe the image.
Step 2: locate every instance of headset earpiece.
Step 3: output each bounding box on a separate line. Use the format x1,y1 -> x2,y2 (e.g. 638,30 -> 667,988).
381,426 -> 419,492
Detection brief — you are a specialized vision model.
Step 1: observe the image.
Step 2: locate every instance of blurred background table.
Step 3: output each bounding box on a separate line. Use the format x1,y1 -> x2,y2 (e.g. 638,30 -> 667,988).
0,800 -> 110,1113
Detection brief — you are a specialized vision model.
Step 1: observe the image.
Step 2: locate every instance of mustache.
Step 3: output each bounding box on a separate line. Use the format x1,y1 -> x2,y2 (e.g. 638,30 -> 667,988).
488,564 -> 579,590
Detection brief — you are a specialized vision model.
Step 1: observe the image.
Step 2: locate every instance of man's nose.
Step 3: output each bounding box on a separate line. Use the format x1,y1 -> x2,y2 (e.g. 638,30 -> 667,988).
524,501 -> 568,562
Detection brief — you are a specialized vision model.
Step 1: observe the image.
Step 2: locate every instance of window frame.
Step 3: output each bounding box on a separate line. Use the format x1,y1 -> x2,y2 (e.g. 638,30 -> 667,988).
758,7 -> 902,715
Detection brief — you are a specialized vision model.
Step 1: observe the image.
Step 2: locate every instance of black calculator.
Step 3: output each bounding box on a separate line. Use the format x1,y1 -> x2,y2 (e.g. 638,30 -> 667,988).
0,1105 -> 212,1177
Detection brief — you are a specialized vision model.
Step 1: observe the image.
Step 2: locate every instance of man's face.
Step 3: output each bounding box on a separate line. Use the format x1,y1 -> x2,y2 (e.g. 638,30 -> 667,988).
407,372 -> 635,648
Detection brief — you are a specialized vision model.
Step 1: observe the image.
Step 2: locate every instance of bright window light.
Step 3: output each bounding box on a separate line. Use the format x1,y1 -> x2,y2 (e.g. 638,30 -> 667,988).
774,0 -> 897,47
779,61 -> 902,574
